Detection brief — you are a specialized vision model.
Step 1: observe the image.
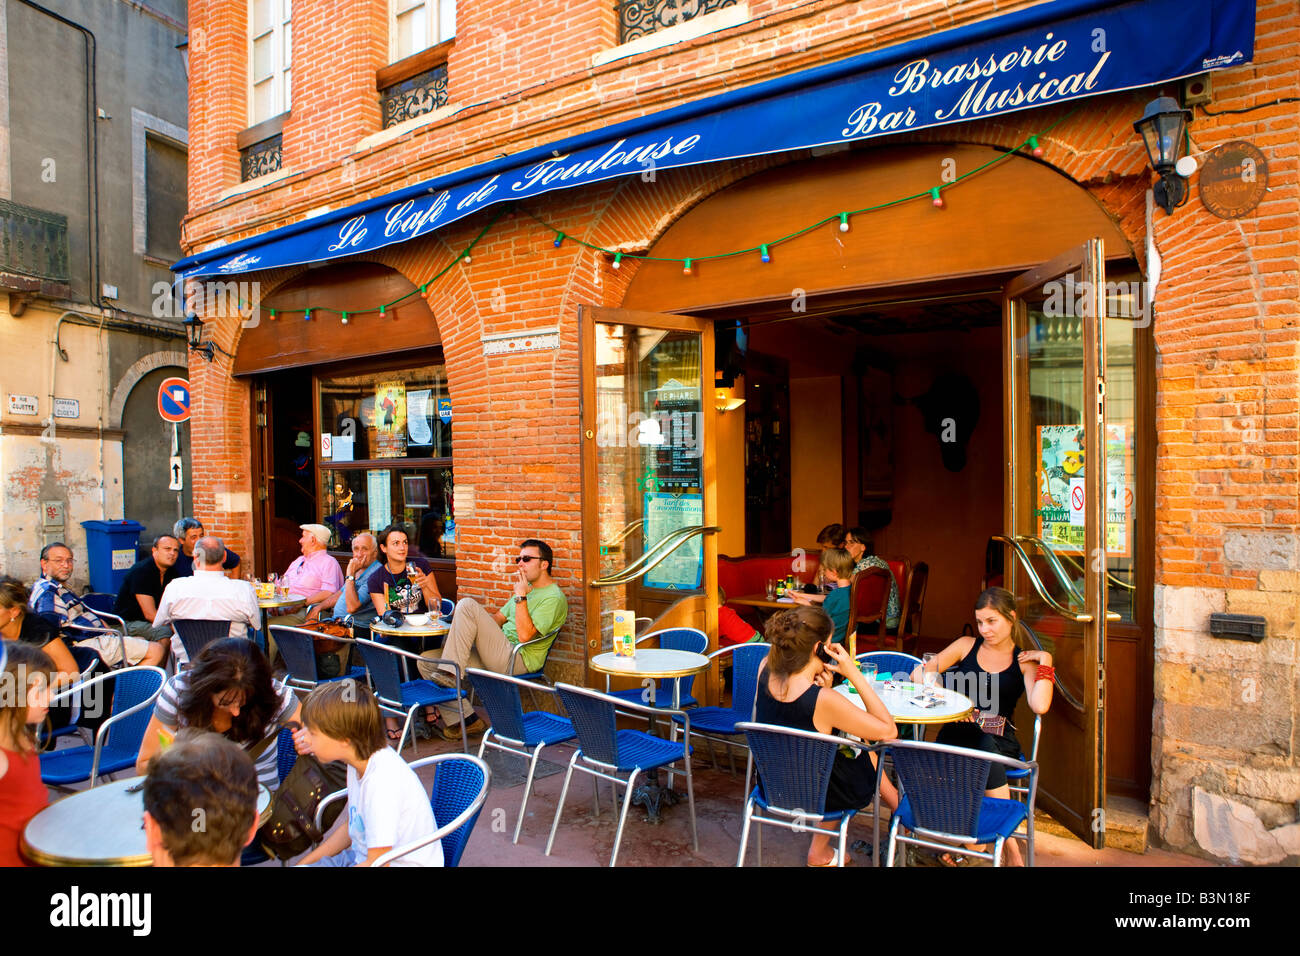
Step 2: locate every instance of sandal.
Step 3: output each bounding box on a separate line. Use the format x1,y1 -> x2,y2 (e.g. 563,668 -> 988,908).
939,852 -> 973,867
807,850 -> 850,867
385,725 -> 403,743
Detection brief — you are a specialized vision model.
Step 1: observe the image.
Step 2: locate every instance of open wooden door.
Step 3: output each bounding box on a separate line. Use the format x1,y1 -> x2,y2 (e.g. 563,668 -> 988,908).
579,306 -> 719,701
1002,240 -> 1112,847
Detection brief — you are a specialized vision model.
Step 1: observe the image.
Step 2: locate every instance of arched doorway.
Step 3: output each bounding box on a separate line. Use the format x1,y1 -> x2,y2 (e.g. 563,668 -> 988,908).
593,144 -> 1152,843
238,262 -> 457,597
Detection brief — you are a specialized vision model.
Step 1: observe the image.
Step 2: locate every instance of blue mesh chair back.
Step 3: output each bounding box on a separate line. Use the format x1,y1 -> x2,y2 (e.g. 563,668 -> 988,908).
355,638 -> 405,705
69,644 -> 104,676
276,725 -> 299,783
81,593 -> 117,615
467,670 -> 528,742
555,685 -> 621,766
743,722 -> 837,816
270,626 -> 321,683
173,619 -> 234,661
103,667 -> 165,754
657,628 -> 707,704
729,643 -> 769,717
889,744 -> 990,840
430,757 -> 489,867
439,598 -> 455,619
857,651 -> 921,682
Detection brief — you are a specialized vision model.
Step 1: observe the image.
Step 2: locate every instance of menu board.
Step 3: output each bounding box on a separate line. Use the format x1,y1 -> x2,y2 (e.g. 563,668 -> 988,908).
366,469 -> 392,530
643,493 -> 704,590
644,378 -> 702,493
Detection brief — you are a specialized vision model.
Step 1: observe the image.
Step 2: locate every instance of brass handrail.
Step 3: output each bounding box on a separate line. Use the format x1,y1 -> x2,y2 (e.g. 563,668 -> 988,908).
1012,534 -> 1124,621
992,535 -> 1094,623
1043,541 -> 1137,593
591,525 -> 719,587
599,518 -> 646,553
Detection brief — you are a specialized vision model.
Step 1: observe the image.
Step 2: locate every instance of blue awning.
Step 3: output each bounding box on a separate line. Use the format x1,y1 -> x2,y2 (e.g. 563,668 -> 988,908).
174,0 -> 1255,279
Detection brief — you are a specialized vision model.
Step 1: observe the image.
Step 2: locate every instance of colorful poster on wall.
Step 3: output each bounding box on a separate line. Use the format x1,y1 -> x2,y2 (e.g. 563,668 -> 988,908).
643,492 -> 704,590
1035,423 -> 1131,556
374,381 -> 407,458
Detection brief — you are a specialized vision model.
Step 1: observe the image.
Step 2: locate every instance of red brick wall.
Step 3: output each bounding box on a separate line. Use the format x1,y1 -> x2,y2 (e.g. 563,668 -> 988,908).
184,0 -> 1300,690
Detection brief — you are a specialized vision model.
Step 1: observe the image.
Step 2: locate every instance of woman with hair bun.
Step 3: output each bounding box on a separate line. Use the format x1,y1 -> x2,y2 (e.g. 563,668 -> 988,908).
757,605 -> 899,866
917,586 -> 1054,866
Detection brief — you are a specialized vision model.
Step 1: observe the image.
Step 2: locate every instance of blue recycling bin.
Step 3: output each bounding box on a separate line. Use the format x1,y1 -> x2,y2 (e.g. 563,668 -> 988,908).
80,520 -> 145,596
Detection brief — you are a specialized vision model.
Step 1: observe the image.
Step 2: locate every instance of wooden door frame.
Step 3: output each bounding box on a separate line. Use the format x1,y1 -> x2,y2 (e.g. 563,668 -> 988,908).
579,305 -> 719,700
1003,239 -> 1108,848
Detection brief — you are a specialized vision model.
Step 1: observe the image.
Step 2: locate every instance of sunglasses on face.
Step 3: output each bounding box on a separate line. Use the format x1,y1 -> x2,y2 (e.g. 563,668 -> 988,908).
515,556 -> 540,564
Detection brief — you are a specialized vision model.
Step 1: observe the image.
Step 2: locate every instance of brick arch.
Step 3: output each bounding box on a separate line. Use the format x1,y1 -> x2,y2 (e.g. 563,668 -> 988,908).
109,350 -> 189,428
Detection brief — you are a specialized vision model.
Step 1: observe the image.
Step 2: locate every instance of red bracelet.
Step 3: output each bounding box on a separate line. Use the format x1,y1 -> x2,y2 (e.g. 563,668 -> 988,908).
1036,665 -> 1056,684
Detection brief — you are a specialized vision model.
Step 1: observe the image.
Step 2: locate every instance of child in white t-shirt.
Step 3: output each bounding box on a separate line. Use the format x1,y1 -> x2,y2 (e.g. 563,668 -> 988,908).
297,680 -> 443,867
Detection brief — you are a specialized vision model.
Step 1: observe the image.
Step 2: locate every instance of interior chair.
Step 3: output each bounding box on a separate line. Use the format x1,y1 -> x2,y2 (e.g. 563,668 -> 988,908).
670,642 -> 768,774
353,637 -> 470,754
891,561 -> 929,655
848,566 -> 893,655
884,738 -> 1038,867
269,624 -> 365,693
39,665 -> 167,789
606,627 -> 708,710
314,753 -> 491,867
547,683 -> 696,867
735,721 -> 885,867
466,668 -> 576,843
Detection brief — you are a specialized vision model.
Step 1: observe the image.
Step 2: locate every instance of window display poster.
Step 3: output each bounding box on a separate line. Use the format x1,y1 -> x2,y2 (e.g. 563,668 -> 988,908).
1035,423 -> 1130,556
407,389 -> 433,446
374,382 -> 407,458
367,469 -> 392,530
643,492 -> 704,590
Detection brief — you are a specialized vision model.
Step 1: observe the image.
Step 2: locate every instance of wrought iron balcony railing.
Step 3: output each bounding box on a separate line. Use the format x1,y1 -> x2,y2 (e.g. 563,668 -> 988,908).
240,134 -> 283,182
380,62 -> 449,128
0,198 -> 69,282
617,0 -> 738,44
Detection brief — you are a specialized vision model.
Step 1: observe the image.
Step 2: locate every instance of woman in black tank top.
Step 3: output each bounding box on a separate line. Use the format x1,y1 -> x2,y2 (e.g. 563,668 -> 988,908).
757,605 -> 899,866
917,587 -> 1055,866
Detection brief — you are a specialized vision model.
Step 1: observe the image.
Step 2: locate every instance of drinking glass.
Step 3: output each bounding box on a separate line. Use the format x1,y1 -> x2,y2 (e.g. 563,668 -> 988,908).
765,578 -> 776,600
922,653 -> 938,698
861,662 -> 878,684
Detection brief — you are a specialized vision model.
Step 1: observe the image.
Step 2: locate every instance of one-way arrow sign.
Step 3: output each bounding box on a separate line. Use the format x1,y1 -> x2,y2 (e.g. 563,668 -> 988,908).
169,456 -> 184,492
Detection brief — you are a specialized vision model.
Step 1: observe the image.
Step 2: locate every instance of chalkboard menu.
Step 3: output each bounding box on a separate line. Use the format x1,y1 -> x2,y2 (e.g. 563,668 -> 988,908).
645,378 -> 702,493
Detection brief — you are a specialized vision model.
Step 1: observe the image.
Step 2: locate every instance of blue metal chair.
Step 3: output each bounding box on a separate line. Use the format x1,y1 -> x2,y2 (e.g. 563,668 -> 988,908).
856,650 -> 922,682
36,646 -> 106,750
172,618 -> 236,664
606,627 -> 708,709
353,637 -> 469,754
80,593 -> 118,616
547,683 -> 696,866
64,622 -> 129,672
276,725 -> 299,783
669,642 -> 768,773
467,668 -> 576,844
504,624 -> 564,687
438,597 -> 455,620
735,721 -> 884,867
1006,713 -> 1042,855
315,753 -> 491,867
884,738 -> 1038,867
39,666 -> 167,788
269,624 -> 366,693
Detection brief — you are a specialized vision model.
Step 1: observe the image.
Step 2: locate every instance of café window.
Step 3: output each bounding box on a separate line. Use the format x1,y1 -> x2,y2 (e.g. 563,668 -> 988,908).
316,362 -> 455,559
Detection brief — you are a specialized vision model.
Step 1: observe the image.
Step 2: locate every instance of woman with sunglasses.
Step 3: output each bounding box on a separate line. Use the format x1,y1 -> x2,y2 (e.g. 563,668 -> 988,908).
135,638 -> 311,790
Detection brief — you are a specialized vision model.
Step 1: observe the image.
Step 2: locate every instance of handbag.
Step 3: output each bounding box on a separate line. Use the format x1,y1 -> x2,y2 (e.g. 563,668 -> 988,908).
297,617 -> 353,679
975,711 -> 1009,736
256,721 -> 349,861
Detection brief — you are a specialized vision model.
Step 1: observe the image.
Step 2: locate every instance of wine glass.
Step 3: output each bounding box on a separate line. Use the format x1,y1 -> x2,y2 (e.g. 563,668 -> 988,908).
922,653 -> 938,699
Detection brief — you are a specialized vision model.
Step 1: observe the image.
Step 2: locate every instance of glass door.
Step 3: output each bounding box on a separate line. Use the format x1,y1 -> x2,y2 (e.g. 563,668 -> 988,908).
579,306 -> 718,695
1003,240 -> 1110,847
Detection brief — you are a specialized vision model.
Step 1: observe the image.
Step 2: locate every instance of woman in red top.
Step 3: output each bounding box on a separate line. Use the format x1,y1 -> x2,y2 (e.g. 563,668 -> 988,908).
0,642 -> 53,865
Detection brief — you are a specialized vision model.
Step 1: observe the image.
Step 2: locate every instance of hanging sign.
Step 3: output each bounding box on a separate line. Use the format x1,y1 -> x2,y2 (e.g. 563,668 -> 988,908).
168,456 -> 184,491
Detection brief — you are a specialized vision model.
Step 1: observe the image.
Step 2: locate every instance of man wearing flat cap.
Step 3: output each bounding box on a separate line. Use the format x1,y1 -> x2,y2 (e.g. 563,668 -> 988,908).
272,523 -> 345,625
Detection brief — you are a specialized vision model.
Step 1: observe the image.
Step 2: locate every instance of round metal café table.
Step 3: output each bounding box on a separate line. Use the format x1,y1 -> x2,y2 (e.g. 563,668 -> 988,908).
834,680 -> 975,725
22,776 -> 272,867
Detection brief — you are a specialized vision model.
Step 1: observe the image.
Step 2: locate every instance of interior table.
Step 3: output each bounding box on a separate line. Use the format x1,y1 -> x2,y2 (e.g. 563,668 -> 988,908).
22,776 -> 272,867
589,648 -> 710,823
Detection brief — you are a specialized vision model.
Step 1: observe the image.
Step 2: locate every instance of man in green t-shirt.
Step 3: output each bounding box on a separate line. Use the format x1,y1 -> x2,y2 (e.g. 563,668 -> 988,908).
419,539 -> 567,739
